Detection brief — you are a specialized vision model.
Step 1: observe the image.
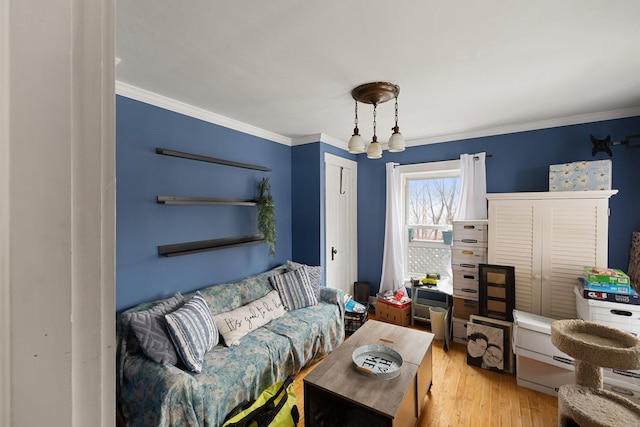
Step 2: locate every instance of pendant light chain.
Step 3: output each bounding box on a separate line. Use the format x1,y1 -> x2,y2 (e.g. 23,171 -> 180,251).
354,99 -> 359,129
372,103 -> 377,142
394,96 -> 399,129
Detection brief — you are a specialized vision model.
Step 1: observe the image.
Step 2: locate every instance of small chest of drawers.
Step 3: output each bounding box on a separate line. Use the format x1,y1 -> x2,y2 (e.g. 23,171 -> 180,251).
451,220 -> 488,342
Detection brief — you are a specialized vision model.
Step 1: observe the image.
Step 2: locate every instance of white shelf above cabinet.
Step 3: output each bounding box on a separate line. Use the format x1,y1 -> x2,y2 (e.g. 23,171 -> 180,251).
486,190 -> 618,201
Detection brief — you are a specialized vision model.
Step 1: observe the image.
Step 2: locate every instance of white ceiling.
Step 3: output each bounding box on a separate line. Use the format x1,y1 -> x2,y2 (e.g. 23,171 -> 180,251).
116,1 -> 640,147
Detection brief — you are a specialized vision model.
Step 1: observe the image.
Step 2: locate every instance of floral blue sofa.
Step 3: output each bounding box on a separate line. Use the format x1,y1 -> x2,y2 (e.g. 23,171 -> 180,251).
116,264 -> 345,427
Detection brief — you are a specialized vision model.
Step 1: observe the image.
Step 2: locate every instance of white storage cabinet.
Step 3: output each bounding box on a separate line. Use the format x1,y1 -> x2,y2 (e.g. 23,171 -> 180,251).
487,190 -> 617,319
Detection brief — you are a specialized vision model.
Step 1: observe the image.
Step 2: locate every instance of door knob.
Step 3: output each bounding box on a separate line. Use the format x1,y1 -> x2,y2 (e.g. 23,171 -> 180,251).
331,247 -> 338,261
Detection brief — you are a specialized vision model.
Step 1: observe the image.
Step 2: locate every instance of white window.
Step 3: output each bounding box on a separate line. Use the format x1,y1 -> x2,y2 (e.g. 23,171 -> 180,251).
398,160 -> 460,280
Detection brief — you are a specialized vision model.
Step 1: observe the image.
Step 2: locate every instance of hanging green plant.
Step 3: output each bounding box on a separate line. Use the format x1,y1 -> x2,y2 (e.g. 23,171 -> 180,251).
257,177 -> 276,257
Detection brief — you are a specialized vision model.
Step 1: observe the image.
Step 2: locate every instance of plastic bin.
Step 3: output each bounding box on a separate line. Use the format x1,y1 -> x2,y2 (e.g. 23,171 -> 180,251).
429,307 -> 447,340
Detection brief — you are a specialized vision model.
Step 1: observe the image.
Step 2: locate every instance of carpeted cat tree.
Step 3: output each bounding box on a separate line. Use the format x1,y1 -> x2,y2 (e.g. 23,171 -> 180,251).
551,319 -> 640,426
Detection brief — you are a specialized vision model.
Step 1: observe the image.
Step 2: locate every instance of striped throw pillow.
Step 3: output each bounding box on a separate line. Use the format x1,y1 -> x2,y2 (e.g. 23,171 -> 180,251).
286,261 -> 322,300
165,291 -> 218,373
269,268 -> 318,311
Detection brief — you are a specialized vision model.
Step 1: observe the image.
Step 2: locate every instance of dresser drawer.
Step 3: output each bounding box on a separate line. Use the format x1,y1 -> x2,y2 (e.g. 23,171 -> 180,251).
453,270 -> 479,300
451,247 -> 487,266
453,285 -> 479,300
453,297 -> 480,320
453,268 -> 479,284
452,221 -> 488,243
452,317 -> 468,344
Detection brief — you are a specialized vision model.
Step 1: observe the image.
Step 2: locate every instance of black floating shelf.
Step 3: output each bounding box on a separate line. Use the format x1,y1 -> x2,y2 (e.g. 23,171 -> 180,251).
156,147 -> 271,172
158,234 -> 265,257
157,196 -> 257,206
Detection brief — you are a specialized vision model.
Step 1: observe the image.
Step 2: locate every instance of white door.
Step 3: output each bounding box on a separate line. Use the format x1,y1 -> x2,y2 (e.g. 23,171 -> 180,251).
324,153 -> 357,296
540,198 -> 609,319
488,199 -> 542,314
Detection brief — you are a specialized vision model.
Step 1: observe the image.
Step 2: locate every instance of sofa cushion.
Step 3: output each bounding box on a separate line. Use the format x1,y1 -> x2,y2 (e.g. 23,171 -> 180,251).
270,268 -> 318,311
286,261 -> 322,300
264,301 -> 344,371
213,290 -> 286,346
198,266 -> 286,316
127,292 -> 184,364
165,292 -> 218,373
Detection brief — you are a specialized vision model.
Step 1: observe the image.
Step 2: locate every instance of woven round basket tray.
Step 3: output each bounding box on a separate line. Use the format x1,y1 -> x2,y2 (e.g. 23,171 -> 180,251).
352,344 -> 403,380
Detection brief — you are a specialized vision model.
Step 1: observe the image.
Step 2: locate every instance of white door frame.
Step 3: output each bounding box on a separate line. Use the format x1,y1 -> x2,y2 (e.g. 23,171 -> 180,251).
2,1 -> 115,425
324,153 -> 358,294
1,0 -> 10,422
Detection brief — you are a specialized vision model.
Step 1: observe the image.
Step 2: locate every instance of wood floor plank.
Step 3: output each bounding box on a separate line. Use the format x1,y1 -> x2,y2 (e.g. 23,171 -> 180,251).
293,318 -> 558,426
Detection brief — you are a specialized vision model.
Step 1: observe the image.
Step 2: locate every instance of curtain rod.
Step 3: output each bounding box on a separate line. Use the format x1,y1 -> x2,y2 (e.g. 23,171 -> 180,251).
394,153 -> 492,167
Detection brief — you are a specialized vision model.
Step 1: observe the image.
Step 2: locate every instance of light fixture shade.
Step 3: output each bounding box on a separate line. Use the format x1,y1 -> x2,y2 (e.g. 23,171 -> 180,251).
367,142 -> 382,159
348,134 -> 365,154
388,131 -> 406,152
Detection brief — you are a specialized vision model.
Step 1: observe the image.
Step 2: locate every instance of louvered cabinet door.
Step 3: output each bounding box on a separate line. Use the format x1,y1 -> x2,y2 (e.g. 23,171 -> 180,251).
487,199 -> 543,315
540,198 -> 609,319
487,191 -> 615,320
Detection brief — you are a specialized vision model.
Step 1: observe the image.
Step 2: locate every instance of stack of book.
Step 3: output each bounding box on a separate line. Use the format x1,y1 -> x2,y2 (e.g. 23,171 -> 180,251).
343,294 -> 367,313
577,266 -> 639,305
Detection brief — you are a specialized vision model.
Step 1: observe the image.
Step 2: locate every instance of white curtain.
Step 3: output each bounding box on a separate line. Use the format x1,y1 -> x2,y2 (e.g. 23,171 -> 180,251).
379,162 -> 405,294
455,152 -> 487,220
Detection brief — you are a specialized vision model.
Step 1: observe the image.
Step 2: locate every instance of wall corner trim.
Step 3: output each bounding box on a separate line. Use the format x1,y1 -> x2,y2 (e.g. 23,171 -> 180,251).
292,133 -> 348,150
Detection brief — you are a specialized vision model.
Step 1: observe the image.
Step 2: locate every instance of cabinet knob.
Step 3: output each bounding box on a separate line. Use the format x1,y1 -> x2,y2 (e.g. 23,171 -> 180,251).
533,274 -> 541,280
543,275 -> 550,280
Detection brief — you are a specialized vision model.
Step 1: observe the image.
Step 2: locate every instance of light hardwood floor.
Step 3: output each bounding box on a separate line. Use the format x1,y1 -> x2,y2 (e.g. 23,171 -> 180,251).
293,317 -> 558,427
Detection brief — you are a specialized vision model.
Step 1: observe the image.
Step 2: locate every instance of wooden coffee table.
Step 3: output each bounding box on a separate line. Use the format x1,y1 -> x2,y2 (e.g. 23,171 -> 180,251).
303,320 -> 433,427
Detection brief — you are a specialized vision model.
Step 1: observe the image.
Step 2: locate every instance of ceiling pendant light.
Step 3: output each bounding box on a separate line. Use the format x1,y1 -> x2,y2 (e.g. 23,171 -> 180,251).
349,82 -> 403,159
388,95 -> 405,153
347,100 -> 365,153
367,103 -> 382,159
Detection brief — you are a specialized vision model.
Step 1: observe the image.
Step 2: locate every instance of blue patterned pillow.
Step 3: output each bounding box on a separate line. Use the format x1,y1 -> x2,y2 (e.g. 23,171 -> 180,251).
270,268 -> 318,311
165,292 -> 218,373
286,261 -> 322,300
127,293 -> 184,365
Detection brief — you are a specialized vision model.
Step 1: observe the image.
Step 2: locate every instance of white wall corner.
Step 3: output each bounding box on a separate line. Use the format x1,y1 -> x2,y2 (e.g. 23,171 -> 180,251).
292,133 -> 349,151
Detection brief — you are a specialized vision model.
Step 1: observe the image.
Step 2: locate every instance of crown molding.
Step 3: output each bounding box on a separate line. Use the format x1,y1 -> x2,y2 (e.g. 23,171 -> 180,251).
407,106 -> 640,147
292,133 -> 348,150
116,81 -> 640,151
115,81 -> 292,146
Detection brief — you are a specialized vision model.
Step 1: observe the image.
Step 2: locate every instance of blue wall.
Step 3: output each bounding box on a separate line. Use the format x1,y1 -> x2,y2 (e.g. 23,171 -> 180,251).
357,117 -> 640,294
116,94 -> 640,310
116,96 -> 292,311
291,143 -> 322,266
291,142 -> 355,278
